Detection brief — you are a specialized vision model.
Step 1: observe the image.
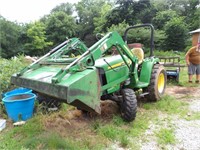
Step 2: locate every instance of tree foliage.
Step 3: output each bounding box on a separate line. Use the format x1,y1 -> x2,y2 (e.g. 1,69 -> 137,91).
51,3 -> 74,15
25,22 -> 53,55
75,0 -> 107,38
45,11 -> 77,46
164,17 -> 188,51
0,0 -> 199,58
0,16 -> 23,58
153,10 -> 178,30
93,3 -> 112,33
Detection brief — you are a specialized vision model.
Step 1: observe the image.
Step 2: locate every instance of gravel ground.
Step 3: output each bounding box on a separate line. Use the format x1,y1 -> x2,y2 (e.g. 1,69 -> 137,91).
173,99 -> 200,150
189,99 -> 200,112
174,119 -> 200,150
141,89 -> 200,150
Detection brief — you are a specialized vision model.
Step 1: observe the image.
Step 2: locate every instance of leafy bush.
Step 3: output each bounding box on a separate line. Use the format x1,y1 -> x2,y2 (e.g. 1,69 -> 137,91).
0,55 -> 29,94
164,17 -> 188,51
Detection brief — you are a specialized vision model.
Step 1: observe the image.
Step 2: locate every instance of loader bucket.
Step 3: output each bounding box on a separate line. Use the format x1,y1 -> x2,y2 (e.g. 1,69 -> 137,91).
11,66 -> 101,113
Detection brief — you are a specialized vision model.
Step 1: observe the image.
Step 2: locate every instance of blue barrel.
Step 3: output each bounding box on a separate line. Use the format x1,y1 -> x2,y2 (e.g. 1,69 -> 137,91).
2,87 -> 32,98
2,93 -> 36,122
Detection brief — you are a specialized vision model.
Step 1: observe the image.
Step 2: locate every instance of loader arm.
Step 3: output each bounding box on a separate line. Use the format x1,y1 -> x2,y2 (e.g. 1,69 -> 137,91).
52,31 -> 139,84
17,38 -> 88,76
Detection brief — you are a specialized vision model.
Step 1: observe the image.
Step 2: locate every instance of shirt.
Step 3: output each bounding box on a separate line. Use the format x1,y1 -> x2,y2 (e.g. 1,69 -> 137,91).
185,46 -> 200,65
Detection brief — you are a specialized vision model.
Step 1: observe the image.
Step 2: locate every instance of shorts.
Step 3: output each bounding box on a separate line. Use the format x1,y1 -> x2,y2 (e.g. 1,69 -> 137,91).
188,63 -> 200,75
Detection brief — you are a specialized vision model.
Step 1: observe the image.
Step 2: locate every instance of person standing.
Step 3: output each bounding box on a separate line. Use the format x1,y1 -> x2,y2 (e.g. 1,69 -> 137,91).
185,42 -> 200,83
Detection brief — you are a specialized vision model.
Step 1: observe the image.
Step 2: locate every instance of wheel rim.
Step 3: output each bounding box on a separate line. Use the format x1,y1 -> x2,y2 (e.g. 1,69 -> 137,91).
157,73 -> 165,93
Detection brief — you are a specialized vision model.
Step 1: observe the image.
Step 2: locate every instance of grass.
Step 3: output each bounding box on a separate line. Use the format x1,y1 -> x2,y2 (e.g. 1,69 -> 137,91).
0,116 -> 44,149
22,132 -> 80,149
142,95 -> 188,117
156,128 -> 176,144
185,112 -> 200,121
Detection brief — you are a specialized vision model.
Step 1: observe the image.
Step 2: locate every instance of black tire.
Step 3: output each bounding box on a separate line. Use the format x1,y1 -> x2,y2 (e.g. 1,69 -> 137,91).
144,64 -> 167,102
37,94 -> 61,110
120,88 -> 137,122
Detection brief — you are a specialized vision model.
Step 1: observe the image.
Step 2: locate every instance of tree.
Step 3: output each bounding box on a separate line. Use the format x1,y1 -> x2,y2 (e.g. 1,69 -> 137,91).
0,16 -> 23,58
45,11 -> 77,46
75,0 -> 107,42
133,0 -> 155,24
51,3 -> 74,15
164,17 -> 188,51
153,10 -> 178,30
151,0 -> 200,30
24,21 -> 52,56
106,0 -> 135,27
106,0 -> 156,27
93,3 -> 112,33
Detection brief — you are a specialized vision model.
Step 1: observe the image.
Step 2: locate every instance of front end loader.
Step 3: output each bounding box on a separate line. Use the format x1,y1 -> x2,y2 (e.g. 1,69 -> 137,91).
11,24 -> 167,122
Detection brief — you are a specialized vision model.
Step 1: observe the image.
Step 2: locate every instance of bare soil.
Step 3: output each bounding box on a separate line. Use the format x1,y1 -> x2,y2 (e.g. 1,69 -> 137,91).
166,85 -> 200,99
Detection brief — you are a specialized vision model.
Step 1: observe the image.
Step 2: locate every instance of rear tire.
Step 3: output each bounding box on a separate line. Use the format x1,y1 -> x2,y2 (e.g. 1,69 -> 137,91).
144,64 -> 167,102
120,88 -> 137,122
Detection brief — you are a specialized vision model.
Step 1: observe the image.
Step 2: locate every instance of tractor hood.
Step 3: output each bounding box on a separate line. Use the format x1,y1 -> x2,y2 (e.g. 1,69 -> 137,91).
11,66 -> 101,113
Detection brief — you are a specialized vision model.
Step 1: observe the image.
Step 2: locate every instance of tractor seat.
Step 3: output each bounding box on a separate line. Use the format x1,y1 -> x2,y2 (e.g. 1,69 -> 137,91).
131,47 -> 144,64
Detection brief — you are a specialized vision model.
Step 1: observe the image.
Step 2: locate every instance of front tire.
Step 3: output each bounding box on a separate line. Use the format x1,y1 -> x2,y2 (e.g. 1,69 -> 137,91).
144,64 -> 167,102
120,88 -> 137,122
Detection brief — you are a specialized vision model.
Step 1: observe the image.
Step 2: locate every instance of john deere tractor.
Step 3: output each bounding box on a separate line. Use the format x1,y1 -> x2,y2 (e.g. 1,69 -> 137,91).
11,24 -> 167,122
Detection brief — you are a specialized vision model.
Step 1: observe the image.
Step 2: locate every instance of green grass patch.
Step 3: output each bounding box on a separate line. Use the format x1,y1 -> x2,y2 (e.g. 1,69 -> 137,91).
130,113 -> 150,137
0,116 -> 44,149
156,128 -> 176,144
98,124 -> 120,140
185,112 -> 200,121
23,132 -> 82,150
91,112 -> 153,148
142,95 -> 188,116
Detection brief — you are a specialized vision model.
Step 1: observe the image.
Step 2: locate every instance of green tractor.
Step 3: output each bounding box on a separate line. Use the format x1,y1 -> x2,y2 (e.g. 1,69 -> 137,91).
11,24 -> 167,122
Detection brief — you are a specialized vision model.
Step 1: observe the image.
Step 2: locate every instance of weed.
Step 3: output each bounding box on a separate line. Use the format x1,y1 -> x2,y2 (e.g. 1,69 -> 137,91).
112,115 -> 125,126
120,133 -> 129,147
0,55 -> 29,93
98,125 -> 119,140
156,128 -> 176,144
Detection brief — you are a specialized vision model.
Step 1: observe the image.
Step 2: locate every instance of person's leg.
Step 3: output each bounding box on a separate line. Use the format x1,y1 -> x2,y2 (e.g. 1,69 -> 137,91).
196,64 -> 200,83
188,64 -> 194,82
189,75 -> 193,82
196,75 -> 200,83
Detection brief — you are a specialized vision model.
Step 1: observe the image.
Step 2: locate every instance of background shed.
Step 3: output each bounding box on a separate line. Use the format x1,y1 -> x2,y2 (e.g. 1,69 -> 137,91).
189,29 -> 200,46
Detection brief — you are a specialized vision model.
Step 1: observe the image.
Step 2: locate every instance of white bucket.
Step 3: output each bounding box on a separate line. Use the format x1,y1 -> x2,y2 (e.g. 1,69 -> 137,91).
0,119 -> 6,131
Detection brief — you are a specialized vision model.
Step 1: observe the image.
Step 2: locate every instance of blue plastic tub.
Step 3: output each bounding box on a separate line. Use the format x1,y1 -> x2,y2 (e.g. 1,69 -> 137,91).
2,93 -> 36,122
2,87 -> 32,98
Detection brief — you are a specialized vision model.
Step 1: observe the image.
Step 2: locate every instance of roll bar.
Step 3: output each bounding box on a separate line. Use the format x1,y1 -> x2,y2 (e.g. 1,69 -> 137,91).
123,24 -> 155,57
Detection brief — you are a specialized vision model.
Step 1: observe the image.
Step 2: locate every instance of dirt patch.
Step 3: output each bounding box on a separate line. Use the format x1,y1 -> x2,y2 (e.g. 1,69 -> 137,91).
43,109 -> 93,138
43,100 -> 119,138
165,86 -> 200,99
